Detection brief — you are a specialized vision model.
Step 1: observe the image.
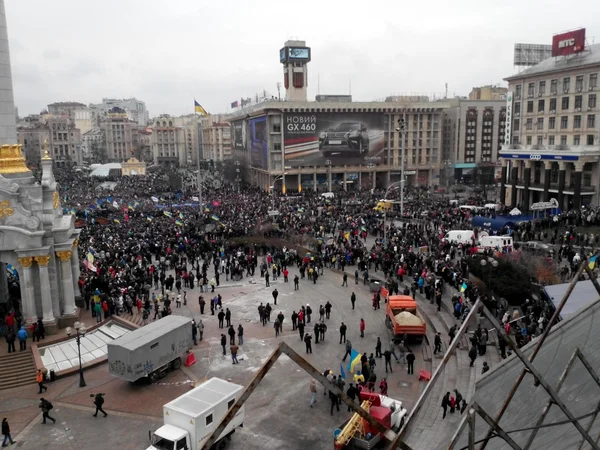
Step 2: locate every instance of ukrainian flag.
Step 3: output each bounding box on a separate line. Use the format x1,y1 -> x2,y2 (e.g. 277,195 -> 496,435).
211,214 -> 220,221
128,204 -> 135,211
347,349 -> 362,374
460,282 -> 468,292
194,100 -> 208,116
164,211 -> 172,218
175,220 -> 183,226
146,216 -> 153,222
590,254 -> 598,270
114,219 -> 120,224
179,212 -> 184,219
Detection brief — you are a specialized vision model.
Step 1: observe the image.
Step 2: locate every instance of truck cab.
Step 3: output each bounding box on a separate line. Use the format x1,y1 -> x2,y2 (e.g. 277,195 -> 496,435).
148,424 -> 189,450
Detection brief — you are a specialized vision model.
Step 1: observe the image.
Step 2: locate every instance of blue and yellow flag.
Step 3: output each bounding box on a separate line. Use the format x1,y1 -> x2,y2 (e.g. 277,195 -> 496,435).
163,211 -> 172,218
590,254 -> 598,270
211,214 -> 220,221
179,212 -> 184,220
460,282 -> 468,292
347,349 -> 362,374
146,216 -> 153,222
194,100 -> 208,116
175,220 -> 183,226
113,219 -> 120,224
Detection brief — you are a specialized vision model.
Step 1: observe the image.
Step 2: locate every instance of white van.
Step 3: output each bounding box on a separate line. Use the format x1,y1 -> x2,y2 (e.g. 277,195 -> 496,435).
459,205 -> 482,213
442,230 -> 475,245
321,192 -> 335,199
478,235 -> 513,253
484,203 -> 502,212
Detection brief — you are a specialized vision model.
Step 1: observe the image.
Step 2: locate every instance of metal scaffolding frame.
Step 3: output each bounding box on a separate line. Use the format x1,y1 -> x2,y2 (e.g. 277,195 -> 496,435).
388,258 -> 600,450
201,341 -> 415,450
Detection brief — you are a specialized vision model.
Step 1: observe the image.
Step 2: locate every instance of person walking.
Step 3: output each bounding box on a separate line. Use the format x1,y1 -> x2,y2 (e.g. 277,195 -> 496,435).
92,394 -> 108,417
339,322 -> 347,344
375,337 -> 382,358
230,344 -> 239,364
342,273 -> 348,287
350,292 -> 356,310
383,349 -> 393,373
1,418 -> 15,447
342,340 -> 352,361
237,324 -> 244,345
274,319 -> 281,337
225,308 -> 232,327
36,369 -> 47,394
17,326 -> 27,352
265,272 -> 270,287
272,288 -> 279,305
217,309 -> 225,328
359,319 -> 365,338
304,333 -> 312,353
469,345 -> 477,367
441,392 -> 450,419
220,334 -> 227,356
39,398 -> 56,424
406,349 -> 415,375
294,275 -> 299,290
228,325 -> 236,345
379,378 -> 388,396
434,332 -> 442,354
5,329 -> 15,354
309,379 -> 317,407
198,319 -> 204,341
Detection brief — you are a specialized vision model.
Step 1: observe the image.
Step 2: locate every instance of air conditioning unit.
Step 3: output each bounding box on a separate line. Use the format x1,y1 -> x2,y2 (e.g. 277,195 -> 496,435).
578,88 -> 583,92
550,110 -> 556,113
588,107 -> 593,111
551,91 -> 557,95
590,86 -> 595,91
576,107 -> 581,112
515,112 -> 520,117
538,93 -> 543,97
528,94 -> 534,98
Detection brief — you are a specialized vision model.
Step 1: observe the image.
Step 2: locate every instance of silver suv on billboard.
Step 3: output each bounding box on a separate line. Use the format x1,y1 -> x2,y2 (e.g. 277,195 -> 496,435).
318,122 -> 370,157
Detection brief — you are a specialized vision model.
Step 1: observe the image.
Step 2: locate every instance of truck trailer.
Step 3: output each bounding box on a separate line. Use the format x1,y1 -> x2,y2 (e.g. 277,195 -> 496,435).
107,315 -> 193,383
385,295 -> 426,343
147,377 -> 245,450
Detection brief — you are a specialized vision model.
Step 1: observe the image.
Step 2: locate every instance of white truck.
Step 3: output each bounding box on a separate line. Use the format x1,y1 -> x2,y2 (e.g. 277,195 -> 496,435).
107,315 -> 193,383
478,235 -> 513,253
147,377 -> 245,450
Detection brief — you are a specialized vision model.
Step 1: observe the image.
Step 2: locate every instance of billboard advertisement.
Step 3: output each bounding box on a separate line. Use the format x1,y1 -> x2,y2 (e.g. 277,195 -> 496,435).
283,113 -> 386,167
552,28 -> 586,57
513,43 -> 552,66
230,120 -> 246,151
249,117 -> 268,169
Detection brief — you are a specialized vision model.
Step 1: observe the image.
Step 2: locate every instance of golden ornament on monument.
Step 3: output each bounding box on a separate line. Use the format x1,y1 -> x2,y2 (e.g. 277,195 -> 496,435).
18,256 -> 33,268
0,200 -> 14,218
56,251 -> 72,262
35,255 -> 50,266
53,192 -> 59,209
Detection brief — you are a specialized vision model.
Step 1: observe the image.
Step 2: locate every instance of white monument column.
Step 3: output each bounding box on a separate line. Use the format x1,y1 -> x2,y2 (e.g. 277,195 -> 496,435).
56,250 -> 76,315
35,256 -> 55,323
17,257 -> 37,322
0,0 -> 18,145
71,239 -> 81,298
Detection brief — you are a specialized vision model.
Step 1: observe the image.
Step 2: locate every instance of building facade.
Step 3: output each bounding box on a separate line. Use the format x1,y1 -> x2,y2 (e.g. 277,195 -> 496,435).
99,109 -> 136,162
227,100 -> 448,192
46,118 -> 82,167
199,114 -> 232,162
150,115 -> 187,167
499,43 -> 600,209
469,85 -> 508,101
91,98 -> 149,126
81,128 -> 105,164
17,126 -> 49,167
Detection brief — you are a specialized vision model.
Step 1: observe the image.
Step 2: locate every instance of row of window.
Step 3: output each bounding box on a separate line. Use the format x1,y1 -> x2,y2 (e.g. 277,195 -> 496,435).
516,73 -> 598,98
518,134 -> 596,146
516,94 -> 597,115
517,114 -> 596,131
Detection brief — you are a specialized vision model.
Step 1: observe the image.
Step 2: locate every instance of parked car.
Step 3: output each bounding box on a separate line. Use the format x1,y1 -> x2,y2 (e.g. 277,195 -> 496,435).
319,122 -> 370,157
519,241 -> 555,255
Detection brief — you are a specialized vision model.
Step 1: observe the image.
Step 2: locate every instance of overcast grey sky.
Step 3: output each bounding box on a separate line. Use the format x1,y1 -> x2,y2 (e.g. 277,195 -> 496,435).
6,0 -> 598,117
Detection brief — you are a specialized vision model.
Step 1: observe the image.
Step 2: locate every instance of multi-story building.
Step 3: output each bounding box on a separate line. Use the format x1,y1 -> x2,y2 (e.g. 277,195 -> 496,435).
499,42 -> 600,209
91,98 -> 149,126
46,117 -> 82,167
443,98 -> 507,185
468,85 -> 508,101
17,126 -> 49,167
134,128 -> 153,163
199,114 -> 232,162
150,115 -> 187,167
81,128 -> 105,164
47,102 -> 87,118
99,108 -> 136,162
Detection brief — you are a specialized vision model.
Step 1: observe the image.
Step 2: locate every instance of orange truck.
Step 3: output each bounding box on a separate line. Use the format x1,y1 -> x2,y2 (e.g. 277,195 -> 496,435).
385,295 -> 426,343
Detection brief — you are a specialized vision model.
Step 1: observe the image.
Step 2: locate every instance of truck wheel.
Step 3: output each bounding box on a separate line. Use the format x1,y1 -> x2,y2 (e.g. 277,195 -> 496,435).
171,357 -> 182,370
148,371 -> 159,383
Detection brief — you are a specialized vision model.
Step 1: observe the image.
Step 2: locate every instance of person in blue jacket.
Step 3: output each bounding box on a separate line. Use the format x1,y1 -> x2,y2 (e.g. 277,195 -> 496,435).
17,326 -> 28,351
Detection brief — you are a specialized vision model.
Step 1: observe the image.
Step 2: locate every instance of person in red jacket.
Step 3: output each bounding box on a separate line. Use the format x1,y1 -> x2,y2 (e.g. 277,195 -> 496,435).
283,268 -> 289,282
359,318 -> 365,338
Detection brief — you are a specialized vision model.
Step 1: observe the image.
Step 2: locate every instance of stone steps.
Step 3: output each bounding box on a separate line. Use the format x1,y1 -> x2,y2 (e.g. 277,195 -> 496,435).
0,351 -> 37,391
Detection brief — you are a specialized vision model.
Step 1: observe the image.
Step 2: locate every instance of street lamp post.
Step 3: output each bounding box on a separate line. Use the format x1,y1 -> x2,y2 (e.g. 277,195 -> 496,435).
396,116 -> 407,218
383,180 -> 404,244
66,321 -> 87,388
270,173 -> 287,212
480,257 -> 499,306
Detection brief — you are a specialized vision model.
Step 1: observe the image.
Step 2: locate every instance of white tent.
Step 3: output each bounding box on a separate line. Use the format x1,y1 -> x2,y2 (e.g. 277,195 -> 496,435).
509,208 -> 522,216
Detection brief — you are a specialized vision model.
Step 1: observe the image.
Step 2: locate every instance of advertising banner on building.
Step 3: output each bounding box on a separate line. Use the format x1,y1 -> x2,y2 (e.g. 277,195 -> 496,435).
230,120 -> 246,151
551,28 -> 586,57
249,117 -> 268,168
504,91 -> 513,146
283,113 -> 386,167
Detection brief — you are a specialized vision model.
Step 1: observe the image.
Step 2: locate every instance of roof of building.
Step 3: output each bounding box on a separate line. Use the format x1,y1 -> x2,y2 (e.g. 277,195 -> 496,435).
454,294 -> 600,450
90,163 -> 122,177
48,102 -> 86,107
543,279 -> 599,320
506,43 -> 600,81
